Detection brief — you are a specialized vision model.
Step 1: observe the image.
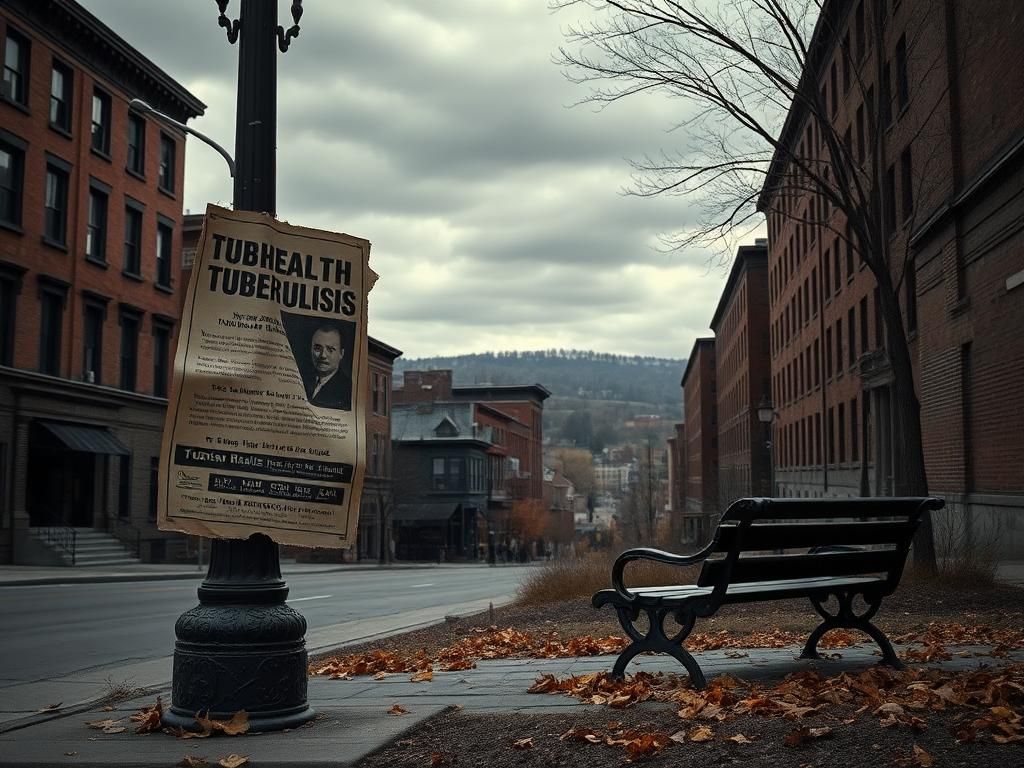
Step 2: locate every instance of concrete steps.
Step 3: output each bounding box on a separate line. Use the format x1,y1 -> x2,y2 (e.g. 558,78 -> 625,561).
29,528 -> 141,567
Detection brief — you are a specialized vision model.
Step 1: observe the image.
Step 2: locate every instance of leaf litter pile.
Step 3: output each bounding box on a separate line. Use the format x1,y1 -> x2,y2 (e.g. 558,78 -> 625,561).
312,622 -> 1024,681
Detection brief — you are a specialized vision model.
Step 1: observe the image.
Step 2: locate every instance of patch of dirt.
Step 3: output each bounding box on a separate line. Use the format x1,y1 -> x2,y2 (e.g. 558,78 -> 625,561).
357,706 -> 1017,768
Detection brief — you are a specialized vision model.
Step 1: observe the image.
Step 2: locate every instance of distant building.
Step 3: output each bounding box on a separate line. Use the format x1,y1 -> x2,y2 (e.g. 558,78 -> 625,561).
391,370 -> 551,559
709,241 -> 771,506
0,0 -> 204,564
680,338 -> 717,543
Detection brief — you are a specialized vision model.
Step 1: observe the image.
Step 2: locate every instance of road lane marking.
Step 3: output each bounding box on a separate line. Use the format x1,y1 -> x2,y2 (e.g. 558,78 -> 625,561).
410,583 -> 434,588
287,594 -> 332,603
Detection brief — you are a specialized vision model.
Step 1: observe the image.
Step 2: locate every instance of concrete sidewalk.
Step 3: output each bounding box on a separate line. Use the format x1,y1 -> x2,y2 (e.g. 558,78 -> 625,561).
1,645 -> 1020,767
0,561 -> 507,587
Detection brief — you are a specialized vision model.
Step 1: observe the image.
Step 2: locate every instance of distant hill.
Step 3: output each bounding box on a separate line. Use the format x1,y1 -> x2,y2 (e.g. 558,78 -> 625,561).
394,350 -> 686,408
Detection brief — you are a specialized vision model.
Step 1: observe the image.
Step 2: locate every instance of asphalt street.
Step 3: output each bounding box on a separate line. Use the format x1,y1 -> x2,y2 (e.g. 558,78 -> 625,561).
0,565 -> 527,721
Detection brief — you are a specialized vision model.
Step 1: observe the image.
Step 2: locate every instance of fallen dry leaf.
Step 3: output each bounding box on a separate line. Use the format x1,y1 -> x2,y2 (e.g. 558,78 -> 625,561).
689,725 -> 714,742
85,718 -> 122,730
913,744 -> 934,767
430,752 -> 444,765
190,710 -> 250,738
217,755 -> 249,768
178,757 -> 209,768
64,752 -> 77,757
784,725 -> 832,747
388,704 -> 409,716
410,669 -> 434,683
512,737 -> 534,749
727,733 -> 755,743
130,697 -> 163,734
35,702 -> 62,714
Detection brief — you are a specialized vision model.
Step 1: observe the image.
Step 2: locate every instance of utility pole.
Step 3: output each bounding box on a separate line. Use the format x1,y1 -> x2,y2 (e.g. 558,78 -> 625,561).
163,0 -> 314,733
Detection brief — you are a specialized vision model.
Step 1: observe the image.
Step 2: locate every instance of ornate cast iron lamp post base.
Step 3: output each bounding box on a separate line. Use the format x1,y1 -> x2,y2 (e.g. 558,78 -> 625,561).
163,535 -> 313,731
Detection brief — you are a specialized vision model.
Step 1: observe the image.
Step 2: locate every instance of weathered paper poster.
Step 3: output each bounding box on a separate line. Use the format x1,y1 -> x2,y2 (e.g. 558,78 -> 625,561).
158,204 -> 375,548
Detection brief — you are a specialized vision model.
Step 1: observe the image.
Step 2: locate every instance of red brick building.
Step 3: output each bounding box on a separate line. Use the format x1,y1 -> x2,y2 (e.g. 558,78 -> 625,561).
665,421 -> 685,532
758,0 -> 1024,554
680,338 -> 717,543
0,0 -> 203,564
709,240 -> 772,505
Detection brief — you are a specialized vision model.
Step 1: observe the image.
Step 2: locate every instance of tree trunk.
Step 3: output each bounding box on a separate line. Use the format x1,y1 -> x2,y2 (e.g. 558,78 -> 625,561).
878,270 -> 937,570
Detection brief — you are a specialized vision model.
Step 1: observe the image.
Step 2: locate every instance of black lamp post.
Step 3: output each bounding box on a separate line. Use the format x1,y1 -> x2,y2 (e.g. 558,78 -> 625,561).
163,0 -> 314,732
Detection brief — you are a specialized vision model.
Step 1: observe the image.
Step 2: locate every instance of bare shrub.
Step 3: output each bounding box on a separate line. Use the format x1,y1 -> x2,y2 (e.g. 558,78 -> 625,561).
906,506 -> 1000,588
516,548 -> 700,606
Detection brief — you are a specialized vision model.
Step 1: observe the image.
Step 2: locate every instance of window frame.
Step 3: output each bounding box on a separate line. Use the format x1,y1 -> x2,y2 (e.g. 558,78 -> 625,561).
0,260 -> 26,366
123,199 -> 144,278
86,178 -> 111,265
2,28 -> 30,107
155,214 -> 174,289
43,158 -> 71,247
152,315 -> 173,398
158,133 -> 176,194
49,59 -> 73,134
119,306 -> 142,392
127,113 -> 146,177
37,276 -> 68,376
81,292 -> 108,384
0,131 -> 25,229
90,88 -> 112,158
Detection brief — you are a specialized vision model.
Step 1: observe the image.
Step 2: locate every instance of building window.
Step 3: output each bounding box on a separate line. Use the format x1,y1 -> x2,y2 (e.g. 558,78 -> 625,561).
838,403 -> 847,463
833,246 -> 842,293
815,412 -> 823,465
905,259 -> 918,334
123,204 -> 143,276
874,286 -> 885,347
825,327 -> 833,379
0,137 -> 24,227
835,318 -> 843,375
152,318 -> 172,397
851,397 -> 860,462
44,164 -> 69,245
158,134 -> 175,193
118,455 -> 131,518
900,145 -> 913,221
148,457 -> 159,521
830,61 -> 838,116
38,281 -> 67,376
961,343 -> 973,491
842,32 -> 851,92
846,225 -> 855,277
881,61 -> 893,126
823,250 -> 831,298
91,89 -> 111,156
371,433 -> 380,475
895,34 -> 909,111
86,185 -> 108,263
156,218 -> 173,288
884,163 -> 896,238
119,309 -> 141,392
856,104 -> 865,163
82,299 -> 105,384
50,60 -> 73,132
0,264 -> 24,366
855,1 -> 866,60
2,29 -> 29,106
827,407 -> 835,464
432,457 -> 465,491
127,114 -> 145,176
813,339 -> 820,388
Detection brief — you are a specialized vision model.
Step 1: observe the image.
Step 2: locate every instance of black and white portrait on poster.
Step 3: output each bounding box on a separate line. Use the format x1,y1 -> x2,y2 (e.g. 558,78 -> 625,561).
281,311 -> 356,411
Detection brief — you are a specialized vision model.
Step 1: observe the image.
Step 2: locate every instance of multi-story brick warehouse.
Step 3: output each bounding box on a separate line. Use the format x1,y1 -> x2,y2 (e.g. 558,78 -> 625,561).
709,240 -> 772,507
0,0 -> 204,564
757,0 -> 1024,555
679,337 -> 717,544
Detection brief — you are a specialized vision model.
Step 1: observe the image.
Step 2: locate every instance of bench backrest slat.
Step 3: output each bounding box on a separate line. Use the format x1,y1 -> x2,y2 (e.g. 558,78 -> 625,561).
695,496 -> 943,590
699,548 -> 901,585
713,520 -> 916,553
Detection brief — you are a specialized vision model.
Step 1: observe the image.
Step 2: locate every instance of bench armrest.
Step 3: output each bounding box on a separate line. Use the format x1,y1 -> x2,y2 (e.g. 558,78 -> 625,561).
611,544 -> 715,602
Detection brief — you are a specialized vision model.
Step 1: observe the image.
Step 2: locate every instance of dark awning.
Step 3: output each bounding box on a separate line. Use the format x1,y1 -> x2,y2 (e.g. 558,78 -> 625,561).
393,503 -> 459,523
37,421 -> 130,455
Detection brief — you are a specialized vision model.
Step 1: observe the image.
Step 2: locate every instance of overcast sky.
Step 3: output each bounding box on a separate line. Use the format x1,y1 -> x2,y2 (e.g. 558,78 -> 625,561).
80,0 -> 760,360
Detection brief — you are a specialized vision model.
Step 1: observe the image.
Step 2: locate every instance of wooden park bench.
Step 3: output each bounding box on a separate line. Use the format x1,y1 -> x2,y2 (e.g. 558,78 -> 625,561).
593,496 -> 945,688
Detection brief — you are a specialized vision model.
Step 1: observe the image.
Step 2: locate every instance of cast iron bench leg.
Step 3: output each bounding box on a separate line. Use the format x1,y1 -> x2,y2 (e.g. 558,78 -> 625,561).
800,591 -> 904,670
610,605 -> 707,688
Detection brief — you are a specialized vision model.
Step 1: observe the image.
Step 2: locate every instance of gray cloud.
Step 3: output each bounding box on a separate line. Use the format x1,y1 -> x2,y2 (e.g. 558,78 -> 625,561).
80,0 -> 750,359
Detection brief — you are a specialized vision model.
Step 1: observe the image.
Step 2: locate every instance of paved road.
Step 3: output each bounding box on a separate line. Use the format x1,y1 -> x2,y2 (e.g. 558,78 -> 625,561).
0,565 -> 528,723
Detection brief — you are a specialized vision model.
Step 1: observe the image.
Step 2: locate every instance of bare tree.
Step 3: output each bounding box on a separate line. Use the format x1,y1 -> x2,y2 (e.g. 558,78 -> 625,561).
554,0 -> 953,567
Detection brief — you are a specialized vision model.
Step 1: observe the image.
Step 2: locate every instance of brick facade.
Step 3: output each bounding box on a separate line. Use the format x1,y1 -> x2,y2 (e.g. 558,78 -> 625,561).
754,0 -> 1024,555
710,241 -> 772,506
680,338 -> 717,541
0,0 -> 203,563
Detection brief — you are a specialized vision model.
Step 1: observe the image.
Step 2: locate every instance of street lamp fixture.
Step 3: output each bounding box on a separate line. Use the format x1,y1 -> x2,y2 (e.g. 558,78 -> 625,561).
129,99 -> 236,180
757,396 -> 776,425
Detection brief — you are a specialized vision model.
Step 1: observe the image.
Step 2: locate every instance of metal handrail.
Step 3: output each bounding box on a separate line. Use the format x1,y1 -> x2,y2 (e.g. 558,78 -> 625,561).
40,526 -> 77,565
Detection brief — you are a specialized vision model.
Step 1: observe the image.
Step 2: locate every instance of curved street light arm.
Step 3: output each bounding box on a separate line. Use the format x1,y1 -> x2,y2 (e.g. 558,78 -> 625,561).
129,99 -> 236,180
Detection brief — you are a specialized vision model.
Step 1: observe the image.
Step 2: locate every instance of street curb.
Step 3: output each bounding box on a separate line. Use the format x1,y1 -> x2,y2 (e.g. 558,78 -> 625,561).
0,562 -> 501,587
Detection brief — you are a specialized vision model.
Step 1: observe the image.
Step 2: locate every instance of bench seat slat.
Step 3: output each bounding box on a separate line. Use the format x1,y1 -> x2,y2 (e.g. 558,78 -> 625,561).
723,497 -> 931,521
597,575 -> 885,607
714,520 -> 916,552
